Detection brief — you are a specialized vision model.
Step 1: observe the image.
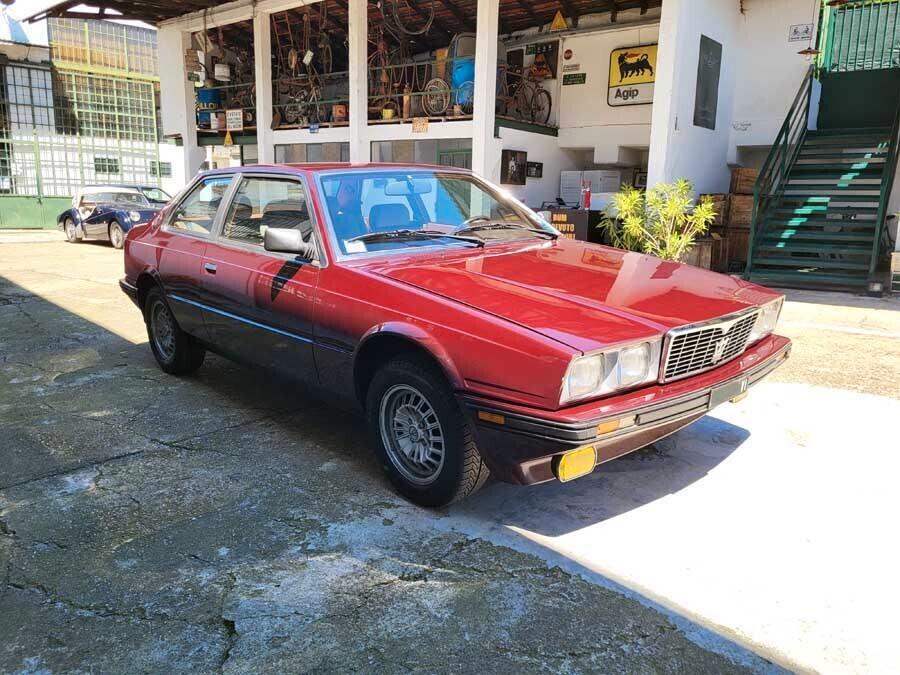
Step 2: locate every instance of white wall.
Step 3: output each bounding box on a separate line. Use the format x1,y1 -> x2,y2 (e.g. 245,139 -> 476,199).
497,126 -> 580,208
729,0 -> 820,154
648,0 -> 742,194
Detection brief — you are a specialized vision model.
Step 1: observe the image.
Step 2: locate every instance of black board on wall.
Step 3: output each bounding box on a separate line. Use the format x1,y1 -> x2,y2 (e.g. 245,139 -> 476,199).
693,35 -> 722,130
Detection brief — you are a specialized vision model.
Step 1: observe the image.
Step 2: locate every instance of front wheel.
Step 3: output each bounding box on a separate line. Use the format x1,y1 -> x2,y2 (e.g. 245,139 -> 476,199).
367,356 -> 490,507
64,218 -> 79,243
144,287 -> 205,375
109,221 -> 125,249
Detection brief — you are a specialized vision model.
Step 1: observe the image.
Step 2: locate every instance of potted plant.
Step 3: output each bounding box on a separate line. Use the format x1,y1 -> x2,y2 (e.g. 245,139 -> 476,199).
600,179 -> 717,265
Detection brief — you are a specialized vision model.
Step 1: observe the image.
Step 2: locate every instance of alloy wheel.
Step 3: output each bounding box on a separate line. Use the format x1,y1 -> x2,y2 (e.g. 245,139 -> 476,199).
379,384 -> 446,485
149,300 -> 176,361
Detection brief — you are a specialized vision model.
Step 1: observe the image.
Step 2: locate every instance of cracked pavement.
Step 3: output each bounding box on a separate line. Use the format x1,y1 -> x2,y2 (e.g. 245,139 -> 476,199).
0,236 -> 776,672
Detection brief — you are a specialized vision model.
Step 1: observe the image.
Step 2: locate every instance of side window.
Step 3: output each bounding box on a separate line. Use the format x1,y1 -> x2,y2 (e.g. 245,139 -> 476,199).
221,177 -> 314,247
169,176 -> 233,235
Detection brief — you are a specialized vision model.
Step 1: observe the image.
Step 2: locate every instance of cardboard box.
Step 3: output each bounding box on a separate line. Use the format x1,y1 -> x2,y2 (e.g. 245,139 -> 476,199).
730,167 -> 759,195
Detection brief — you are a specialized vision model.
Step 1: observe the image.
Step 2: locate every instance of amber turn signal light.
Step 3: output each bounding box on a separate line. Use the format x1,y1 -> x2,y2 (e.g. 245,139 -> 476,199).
477,411 -> 505,425
554,445 -> 597,482
596,415 -> 635,435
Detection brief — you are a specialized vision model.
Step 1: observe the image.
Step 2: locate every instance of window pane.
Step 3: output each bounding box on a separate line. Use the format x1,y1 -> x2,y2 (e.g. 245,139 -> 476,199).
170,176 -> 232,234
222,177 -> 313,246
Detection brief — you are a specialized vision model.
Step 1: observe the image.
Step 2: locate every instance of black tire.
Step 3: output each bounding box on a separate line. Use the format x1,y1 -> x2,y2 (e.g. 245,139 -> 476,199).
143,287 -> 205,375
366,356 -> 490,507
63,218 -> 79,243
109,220 -> 125,249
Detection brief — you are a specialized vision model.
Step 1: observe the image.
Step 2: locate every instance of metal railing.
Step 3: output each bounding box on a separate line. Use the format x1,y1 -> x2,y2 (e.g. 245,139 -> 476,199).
820,0 -> 900,72
870,89 -> 900,277
745,64 -> 816,277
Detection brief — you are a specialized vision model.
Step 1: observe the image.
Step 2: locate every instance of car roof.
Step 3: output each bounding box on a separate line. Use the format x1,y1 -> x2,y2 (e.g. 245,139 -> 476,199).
199,162 -> 468,178
81,185 -> 142,193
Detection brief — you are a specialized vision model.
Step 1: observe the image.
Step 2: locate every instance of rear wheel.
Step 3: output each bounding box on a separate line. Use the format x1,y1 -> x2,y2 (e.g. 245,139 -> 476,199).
64,218 -> 79,243
366,356 -> 490,507
109,221 -> 125,249
144,287 -> 205,375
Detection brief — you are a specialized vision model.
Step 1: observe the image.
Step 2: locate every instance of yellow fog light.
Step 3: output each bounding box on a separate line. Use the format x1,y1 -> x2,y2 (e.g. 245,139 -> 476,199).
554,445 -> 597,482
596,415 -> 635,435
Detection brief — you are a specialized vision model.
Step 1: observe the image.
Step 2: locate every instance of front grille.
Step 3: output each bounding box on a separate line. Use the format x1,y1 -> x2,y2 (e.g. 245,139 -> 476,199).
662,311 -> 758,381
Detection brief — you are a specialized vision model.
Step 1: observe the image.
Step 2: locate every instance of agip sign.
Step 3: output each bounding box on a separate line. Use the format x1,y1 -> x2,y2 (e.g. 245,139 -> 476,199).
608,44 -> 657,106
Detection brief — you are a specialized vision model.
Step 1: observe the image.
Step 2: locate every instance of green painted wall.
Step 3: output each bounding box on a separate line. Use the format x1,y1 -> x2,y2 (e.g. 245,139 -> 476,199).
818,69 -> 900,129
0,197 -> 70,230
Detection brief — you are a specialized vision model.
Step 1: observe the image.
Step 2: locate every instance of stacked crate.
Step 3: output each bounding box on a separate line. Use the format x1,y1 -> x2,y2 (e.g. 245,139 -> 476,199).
701,167 -> 758,274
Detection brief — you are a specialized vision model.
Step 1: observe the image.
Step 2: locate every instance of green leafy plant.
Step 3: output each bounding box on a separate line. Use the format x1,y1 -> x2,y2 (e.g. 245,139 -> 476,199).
600,179 -> 716,261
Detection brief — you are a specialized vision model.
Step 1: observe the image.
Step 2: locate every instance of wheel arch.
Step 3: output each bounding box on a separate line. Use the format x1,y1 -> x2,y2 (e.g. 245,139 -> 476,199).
353,323 -> 464,405
135,270 -> 163,311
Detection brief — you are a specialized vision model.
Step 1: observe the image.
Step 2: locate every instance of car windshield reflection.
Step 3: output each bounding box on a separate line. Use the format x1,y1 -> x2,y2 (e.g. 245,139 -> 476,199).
318,170 -> 555,255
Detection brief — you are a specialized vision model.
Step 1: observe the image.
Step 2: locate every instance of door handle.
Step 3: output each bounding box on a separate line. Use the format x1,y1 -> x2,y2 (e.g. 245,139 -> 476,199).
204,262 -> 217,274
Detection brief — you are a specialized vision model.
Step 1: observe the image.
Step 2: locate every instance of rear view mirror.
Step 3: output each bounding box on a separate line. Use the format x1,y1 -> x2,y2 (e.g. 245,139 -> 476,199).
384,179 -> 433,196
264,227 -> 316,260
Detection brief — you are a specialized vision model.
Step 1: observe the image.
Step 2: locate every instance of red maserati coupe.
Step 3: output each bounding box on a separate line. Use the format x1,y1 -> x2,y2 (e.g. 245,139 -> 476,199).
120,164 -> 790,506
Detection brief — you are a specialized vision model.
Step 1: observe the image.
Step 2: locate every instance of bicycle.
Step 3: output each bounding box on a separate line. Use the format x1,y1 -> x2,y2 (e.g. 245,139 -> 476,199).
496,65 -> 552,125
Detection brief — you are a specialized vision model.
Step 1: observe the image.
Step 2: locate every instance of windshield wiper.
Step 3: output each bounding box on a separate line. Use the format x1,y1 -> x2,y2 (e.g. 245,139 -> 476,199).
454,221 -> 558,239
346,228 -> 485,247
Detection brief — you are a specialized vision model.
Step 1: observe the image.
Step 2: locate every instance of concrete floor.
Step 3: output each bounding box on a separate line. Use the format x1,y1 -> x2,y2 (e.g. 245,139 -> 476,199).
1,231 -> 898,674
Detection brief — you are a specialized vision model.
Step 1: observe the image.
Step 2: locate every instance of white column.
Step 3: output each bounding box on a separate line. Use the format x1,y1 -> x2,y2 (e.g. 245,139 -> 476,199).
348,0 -> 369,162
471,0 -> 501,180
254,10 -> 275,164
159,25 -> 203,184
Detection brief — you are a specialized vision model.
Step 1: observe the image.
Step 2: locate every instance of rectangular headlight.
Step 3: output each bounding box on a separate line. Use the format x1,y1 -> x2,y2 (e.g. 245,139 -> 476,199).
560,338 -> 662,405
748,297 -> 783,345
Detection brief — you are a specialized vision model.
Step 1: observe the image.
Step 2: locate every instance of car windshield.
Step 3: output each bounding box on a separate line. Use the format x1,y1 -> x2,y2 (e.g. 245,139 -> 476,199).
319,170 -> 554,255
98,191 -> 148,207
140,187 -> 171,204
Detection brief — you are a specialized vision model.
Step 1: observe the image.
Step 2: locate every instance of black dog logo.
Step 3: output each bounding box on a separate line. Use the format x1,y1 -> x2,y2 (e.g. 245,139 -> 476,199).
618,52 -> 654,80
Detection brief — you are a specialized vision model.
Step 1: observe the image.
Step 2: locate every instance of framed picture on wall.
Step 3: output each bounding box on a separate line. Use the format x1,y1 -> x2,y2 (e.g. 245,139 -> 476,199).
501,149 -> 527,185
526,161 -> 543,178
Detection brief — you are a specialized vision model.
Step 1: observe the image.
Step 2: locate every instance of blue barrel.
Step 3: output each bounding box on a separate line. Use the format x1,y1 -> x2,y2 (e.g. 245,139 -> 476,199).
196,88 -> 220,128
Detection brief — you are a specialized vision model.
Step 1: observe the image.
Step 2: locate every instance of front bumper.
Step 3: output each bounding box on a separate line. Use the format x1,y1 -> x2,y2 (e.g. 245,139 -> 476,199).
463,334 -> 791,485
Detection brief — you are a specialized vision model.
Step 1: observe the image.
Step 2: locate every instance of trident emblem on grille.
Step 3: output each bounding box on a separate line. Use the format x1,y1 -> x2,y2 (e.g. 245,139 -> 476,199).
711,336 -> 729,364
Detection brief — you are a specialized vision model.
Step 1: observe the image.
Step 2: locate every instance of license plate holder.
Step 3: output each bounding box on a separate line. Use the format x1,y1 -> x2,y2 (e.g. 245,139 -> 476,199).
709,377 -> 748,408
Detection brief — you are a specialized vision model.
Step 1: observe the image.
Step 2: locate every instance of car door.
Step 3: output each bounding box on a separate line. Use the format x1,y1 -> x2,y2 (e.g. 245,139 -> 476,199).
156,174 -> 235,340
199,173 -> 321,381
77,192 -> 105,237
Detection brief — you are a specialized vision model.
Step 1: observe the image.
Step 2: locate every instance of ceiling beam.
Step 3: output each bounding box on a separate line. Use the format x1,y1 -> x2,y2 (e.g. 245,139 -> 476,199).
513,0 -> 542,31
640,0 -> 648,15
441,0 -> 476,32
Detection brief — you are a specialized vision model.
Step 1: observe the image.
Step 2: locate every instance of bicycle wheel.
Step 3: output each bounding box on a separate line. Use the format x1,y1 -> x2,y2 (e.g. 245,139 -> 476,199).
317,42 -> 332,74
514,85 -> 531,122
530,87 -> 552,125
456,80 -> 474,115
422,78 -> 450,116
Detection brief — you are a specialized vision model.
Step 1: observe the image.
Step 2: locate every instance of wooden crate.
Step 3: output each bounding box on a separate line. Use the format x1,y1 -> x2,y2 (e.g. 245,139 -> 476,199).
728,194 -> 754,228
725,226 -> 751,272
701,193 -> 730,227
730,167 -> 759,195
682,236 -> 728,271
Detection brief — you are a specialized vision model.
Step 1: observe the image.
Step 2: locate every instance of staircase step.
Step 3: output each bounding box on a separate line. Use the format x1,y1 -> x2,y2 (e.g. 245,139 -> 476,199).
783,183 -> 881,191
807,126 -> 890,136
750,256 -> 870,270
800,138 -> 888,147
798,148 -> 887,158
757,242 -> 873,254
747,271 -> 869,289
760,230 -> 875,242
766,219 -> 878,229
790,162 -> 885,171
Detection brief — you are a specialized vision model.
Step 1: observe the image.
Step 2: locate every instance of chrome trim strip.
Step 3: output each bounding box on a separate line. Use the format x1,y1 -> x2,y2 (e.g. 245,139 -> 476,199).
169,294 -> 312,344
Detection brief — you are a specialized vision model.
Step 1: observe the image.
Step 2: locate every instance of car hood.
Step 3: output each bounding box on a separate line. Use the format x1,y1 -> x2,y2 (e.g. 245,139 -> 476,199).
364,239 -> 780,353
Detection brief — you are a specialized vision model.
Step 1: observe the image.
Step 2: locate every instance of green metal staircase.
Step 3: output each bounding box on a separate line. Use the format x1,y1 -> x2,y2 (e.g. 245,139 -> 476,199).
745,66 -> 900,290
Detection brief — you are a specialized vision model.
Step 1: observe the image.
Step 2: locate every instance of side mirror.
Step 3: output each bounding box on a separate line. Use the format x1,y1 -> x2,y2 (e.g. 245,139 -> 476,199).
264,227 -> 316,260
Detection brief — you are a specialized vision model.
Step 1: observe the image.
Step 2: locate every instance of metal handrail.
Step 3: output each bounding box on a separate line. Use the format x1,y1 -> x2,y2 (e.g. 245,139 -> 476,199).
869,89 -> 900,277
745,65 -> 816,278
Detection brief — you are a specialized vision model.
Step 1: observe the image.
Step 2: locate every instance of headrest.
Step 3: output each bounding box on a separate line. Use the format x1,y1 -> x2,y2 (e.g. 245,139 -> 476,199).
369,203 -> 411,232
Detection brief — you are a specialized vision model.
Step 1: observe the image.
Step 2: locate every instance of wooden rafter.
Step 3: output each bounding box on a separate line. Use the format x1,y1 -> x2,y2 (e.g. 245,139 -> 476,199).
557,0 -> 580,29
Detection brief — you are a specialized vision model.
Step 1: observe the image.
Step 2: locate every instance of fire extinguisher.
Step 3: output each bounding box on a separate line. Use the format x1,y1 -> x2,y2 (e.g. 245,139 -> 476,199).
581,180 -> 592,210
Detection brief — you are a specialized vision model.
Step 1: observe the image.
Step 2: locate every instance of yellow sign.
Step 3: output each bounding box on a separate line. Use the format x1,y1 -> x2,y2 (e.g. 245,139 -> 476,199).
412,117 -> 429,133
550,10 -> 568,32
223,130 -> 233,146
608,44 -> 657,106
